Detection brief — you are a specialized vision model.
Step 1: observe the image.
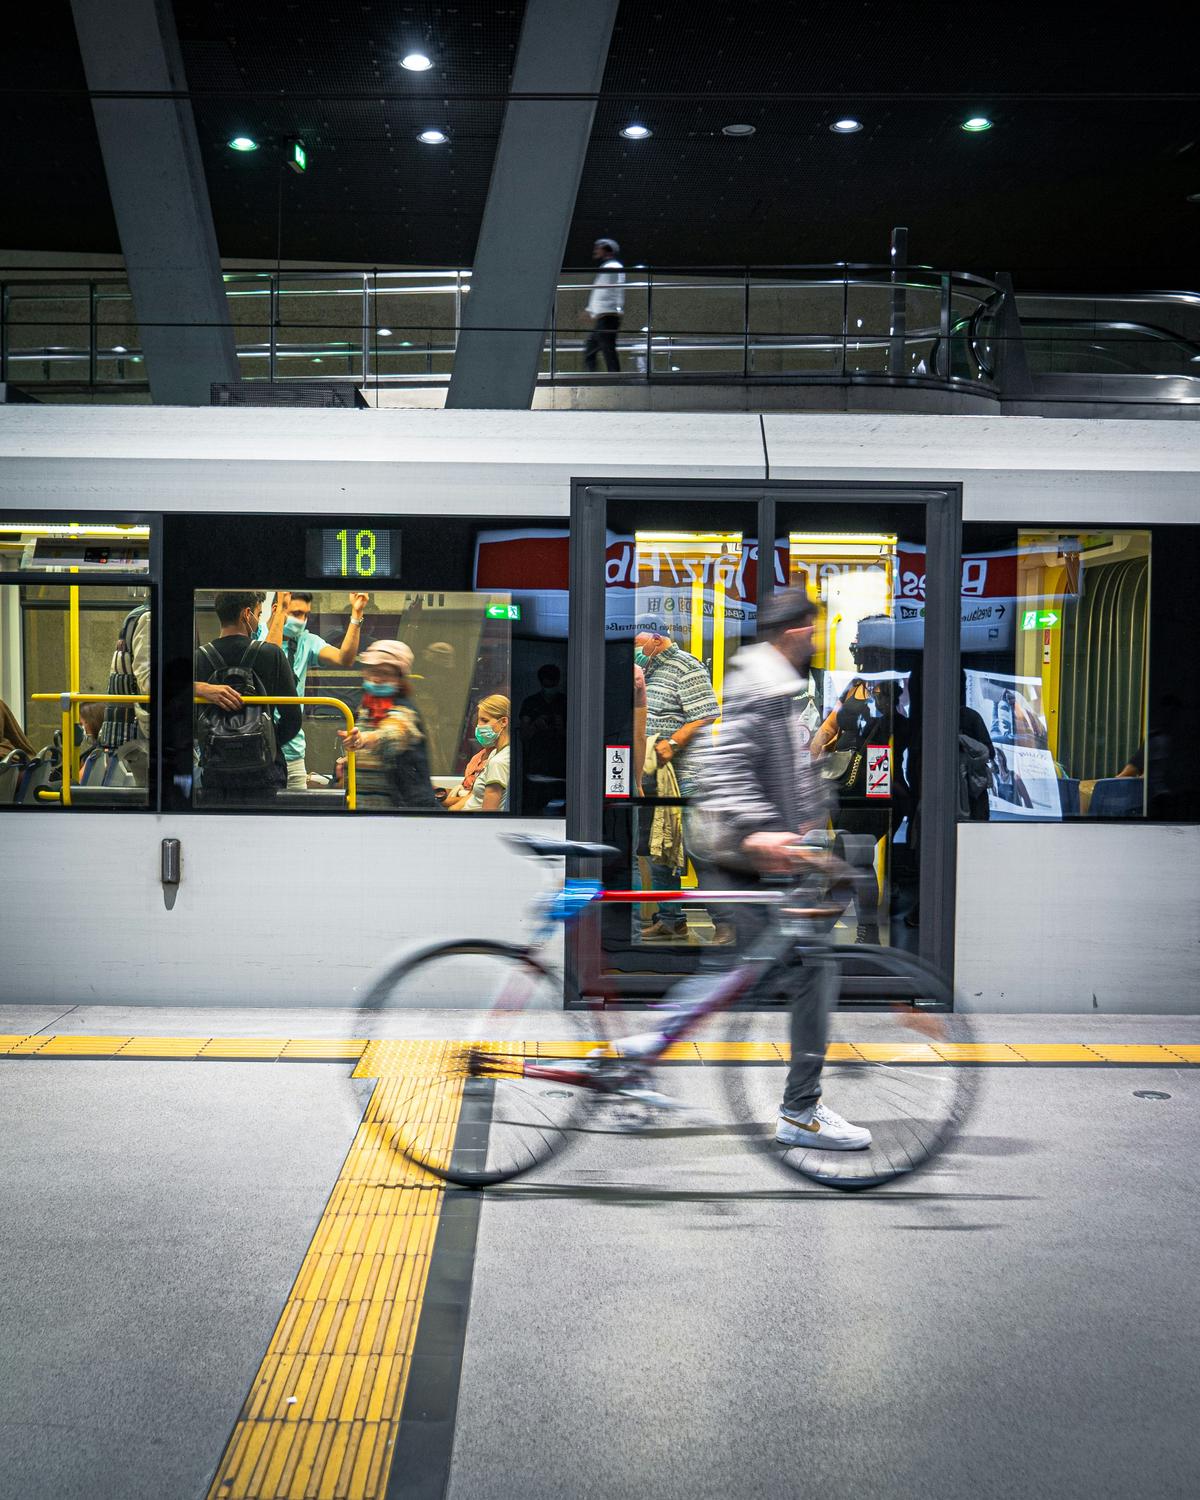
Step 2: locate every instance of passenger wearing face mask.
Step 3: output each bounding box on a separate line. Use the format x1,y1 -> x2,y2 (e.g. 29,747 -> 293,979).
336,639 -> 439,811
446,695 -> 511,812
261,590 -> 369,790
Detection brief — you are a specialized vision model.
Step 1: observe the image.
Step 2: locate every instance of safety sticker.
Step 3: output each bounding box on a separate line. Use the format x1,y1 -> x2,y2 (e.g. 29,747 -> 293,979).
605,745 -> 632,798
866,745 -> 891,798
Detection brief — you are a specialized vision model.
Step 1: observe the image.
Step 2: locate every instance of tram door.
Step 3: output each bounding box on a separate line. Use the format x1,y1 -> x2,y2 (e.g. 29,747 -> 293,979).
569,485 -> 957,1002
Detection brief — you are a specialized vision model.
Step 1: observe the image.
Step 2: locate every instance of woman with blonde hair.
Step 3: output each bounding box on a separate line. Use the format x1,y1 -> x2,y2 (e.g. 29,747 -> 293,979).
446,693 -> 511,811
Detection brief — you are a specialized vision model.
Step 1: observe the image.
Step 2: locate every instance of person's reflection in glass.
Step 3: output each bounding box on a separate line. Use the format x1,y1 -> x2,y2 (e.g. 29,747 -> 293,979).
518,664 -> 567,813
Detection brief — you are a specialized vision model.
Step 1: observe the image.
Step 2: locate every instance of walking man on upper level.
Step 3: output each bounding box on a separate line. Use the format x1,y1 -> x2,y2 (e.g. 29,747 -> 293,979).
583,237 -> 626,372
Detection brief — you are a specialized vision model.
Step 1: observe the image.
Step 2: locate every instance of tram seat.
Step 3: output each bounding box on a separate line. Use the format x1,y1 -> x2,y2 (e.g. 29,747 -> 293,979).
1088,777 -> 1144,818
0,750 -> 35,805
12,754 -> 59,805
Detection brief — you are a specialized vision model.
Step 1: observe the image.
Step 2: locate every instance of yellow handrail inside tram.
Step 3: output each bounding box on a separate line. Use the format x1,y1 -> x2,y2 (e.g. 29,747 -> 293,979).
31,692 -> 358,810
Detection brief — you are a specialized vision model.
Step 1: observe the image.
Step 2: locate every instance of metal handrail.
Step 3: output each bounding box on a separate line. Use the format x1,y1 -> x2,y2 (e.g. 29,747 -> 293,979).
194,695 -> 358,811
1,262 -> 1006,395
30,691 -> 358,810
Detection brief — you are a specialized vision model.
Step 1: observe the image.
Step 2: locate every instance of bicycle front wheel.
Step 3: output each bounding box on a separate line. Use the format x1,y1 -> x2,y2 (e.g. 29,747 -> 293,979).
724,944 -> 978,1191
354,941 -> 601,1187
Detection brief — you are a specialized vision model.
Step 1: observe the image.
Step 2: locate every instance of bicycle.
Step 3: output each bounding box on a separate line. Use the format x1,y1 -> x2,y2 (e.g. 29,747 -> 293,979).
353,834 -> 978,1192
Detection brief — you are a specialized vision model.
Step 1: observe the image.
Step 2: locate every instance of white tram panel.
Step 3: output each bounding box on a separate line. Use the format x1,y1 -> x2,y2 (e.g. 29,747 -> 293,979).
1,407 -> 1198,1013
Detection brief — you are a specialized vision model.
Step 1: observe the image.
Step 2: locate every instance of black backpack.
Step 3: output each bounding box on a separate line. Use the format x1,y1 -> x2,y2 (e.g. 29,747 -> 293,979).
196,639 -> 278,787
958,732 -> 992,816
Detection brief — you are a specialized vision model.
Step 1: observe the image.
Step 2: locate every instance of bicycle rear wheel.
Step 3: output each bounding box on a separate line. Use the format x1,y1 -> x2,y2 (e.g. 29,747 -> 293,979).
724,944 -> 978,1190
353,941 -> 604,1187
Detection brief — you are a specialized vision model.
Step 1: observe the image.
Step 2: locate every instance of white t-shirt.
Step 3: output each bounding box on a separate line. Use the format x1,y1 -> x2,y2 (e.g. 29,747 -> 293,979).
586,260 -> 626,317
464,743 -> 510,811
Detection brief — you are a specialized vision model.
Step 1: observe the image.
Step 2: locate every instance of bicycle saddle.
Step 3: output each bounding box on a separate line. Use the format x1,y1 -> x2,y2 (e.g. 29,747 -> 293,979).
502,833 -> 619,860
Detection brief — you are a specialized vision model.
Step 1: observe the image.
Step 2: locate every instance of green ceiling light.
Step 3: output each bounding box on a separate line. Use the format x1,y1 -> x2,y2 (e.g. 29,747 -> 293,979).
288,139 -> 307,173
961,116 -> 993,133
228,135 -> 259,152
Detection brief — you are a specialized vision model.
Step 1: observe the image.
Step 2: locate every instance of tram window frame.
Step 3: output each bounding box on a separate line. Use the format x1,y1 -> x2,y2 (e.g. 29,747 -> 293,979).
163,511 -> 571,819
959,522 -> 1198,825
0,509 -> 160,815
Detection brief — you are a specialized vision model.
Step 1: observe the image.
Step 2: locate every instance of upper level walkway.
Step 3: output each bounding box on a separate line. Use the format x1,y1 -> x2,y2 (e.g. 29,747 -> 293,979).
4,261 -> 1200,418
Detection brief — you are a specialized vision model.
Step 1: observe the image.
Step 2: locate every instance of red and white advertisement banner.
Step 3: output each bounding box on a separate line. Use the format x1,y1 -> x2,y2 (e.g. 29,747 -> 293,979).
473,530 -> 1055,647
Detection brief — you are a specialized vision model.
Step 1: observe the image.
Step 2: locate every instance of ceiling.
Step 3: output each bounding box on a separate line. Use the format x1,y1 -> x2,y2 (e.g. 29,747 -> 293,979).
1,1 -> 1198,289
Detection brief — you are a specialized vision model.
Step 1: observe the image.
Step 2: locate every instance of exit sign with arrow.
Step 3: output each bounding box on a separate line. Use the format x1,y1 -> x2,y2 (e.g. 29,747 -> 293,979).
1020,609 -> 1060,630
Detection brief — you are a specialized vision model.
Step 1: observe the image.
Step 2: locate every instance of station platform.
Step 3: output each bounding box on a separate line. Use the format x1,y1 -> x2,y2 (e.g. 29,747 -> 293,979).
2,1003 -> 1197,1500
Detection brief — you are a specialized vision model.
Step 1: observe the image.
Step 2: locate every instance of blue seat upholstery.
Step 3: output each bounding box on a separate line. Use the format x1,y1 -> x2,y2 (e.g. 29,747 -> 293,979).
1088,777 -> 1144,817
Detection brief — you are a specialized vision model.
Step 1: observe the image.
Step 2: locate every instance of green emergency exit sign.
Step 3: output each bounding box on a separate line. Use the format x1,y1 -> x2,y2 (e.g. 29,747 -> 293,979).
1020,609 -> 1060,630
486,603 -> 521,621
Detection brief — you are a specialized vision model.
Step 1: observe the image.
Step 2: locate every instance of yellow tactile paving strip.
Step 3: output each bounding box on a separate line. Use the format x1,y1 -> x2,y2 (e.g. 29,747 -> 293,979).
1,1034 -> 1198,1066
205,1070 -> 460,1500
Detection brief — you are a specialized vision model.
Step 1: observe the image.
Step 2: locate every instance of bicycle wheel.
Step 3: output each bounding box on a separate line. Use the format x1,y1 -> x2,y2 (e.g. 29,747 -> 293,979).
723,944 -> 978,1191
353,940 -> 605,1187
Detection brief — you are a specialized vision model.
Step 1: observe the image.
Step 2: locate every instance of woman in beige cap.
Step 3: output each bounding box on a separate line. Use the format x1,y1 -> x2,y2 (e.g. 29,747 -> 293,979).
337,639 -> 439,810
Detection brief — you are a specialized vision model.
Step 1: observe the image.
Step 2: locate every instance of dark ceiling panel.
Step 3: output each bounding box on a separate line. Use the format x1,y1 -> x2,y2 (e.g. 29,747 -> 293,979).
1,1 -> 1198,288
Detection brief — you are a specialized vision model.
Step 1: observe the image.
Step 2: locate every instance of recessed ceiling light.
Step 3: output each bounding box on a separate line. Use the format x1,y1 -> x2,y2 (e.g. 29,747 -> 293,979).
418,128 -> 448,144
377,328 -> 393,337
830,118 -> 863,134
227,136 -> 259,152
722,123 -> 756,137
620,124 -> 652,140
401,52 -> 433,72
961,116 -> 993,133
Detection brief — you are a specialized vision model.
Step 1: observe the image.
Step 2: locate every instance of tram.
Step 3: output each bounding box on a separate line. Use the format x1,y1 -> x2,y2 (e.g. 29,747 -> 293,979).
1,406 -> 1196,1014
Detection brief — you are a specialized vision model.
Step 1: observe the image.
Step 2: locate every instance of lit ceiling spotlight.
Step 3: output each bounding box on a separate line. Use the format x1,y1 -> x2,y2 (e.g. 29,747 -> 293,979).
961,116 -> 993,133
227,136 -> 259,152
620,123 -> 652,140
401,52 -> 433,71
377,328 -> 393,337
722,123 -> 756,137
830,118 -> 863,134
418,128 -> 448,144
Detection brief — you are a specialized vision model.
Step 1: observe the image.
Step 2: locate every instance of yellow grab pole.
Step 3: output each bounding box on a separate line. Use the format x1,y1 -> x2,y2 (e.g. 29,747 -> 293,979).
68,584 -> 81,783
32,692 -> 151,808
34,692 -> 357,810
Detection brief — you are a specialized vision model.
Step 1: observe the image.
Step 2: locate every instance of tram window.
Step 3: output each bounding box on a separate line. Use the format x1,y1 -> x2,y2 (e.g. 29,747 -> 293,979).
956,528 -> 1152,821
0,581 -> 152,810
189,588 -> 524,813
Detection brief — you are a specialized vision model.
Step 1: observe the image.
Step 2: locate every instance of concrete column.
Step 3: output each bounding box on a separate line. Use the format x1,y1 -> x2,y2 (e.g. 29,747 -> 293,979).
446,0 -> 619,410
70,0 -> 238,405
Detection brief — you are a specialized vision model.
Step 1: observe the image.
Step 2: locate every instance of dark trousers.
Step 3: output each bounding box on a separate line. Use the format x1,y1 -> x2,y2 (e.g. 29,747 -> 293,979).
584,314 -> 621,372
658,860 -> 831,1114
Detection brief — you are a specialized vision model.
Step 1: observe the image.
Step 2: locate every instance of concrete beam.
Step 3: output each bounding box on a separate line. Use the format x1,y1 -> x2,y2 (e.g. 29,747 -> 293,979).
70,0 -> 237,405
445,0 -> 619,410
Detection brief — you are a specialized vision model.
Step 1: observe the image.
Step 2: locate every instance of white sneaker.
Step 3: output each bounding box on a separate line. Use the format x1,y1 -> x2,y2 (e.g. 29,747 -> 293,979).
616,1031 -> 669,1060
775,1101 -> 872,1151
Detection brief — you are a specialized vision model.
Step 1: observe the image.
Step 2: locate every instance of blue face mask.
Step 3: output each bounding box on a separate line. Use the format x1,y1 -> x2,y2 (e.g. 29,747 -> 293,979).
362,679 -> 397,697
283,617 -> 307,640
474,723 -> 499,747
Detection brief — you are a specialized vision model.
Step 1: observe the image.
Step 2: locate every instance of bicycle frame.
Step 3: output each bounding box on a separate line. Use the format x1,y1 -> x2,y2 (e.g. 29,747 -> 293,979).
477,876 -> 833,1093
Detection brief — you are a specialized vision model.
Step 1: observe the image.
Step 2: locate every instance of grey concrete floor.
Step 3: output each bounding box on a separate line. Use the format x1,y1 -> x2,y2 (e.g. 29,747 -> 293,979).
450,1063 -> 1199,1500
1,1015 -> 1197,1500
0,1061 -> 369,1500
